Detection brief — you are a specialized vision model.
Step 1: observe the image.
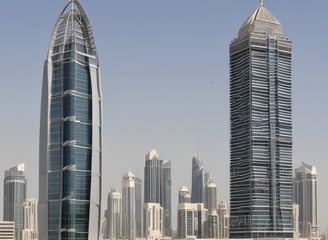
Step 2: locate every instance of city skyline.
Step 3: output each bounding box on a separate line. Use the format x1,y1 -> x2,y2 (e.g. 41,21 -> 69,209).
0,0 -> 327,233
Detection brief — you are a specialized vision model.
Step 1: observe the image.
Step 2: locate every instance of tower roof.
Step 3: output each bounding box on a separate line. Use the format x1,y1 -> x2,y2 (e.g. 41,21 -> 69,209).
295,162 -> 317,175
238,0 -> 283,38
48,0 -> 98,58
145,148 -> 160,160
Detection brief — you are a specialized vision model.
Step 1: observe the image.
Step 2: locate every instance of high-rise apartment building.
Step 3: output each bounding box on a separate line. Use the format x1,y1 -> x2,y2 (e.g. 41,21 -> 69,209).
144,149 -> 171,236
218,201 -> 229,240
22,199 -> 38,240
122,171 -> 142,240
104,189 -> 122,240
3,163 -> 26,240
144,203 -> 163,239
191,157 -> 205,204
205,178 -> 217,211
229,1 -> 293,238
206,210 -> 219,239
39,1 -> 102,239
0,222 -> 15,240
293,203 -> 300,239
135,177 -> 143,238
294,162 -> 319,239
176,203 -> 207,239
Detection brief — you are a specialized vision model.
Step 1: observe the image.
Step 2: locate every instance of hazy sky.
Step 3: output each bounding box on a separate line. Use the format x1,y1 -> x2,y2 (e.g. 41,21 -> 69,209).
0,0 -> 327,231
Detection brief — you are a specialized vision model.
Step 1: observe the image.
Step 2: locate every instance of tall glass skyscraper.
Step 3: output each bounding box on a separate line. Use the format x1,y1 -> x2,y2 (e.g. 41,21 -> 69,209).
39,1 -> 102,239
3,163 -> 26,240
229,1 -> 293,238
144,149 -> 172,236
191,157 -> 205,204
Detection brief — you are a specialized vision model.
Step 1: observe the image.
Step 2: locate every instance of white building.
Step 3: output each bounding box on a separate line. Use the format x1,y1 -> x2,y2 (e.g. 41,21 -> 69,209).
294,162 -> 319,239
22,199 -> 38,240
177,203 -> 207,239
218,201 -> 229,239
105,189 -> 122,240
144,203 -> 163,239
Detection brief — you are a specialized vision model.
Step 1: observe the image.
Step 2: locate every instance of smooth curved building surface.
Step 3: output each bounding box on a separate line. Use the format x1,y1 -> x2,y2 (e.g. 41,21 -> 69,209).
39,1 -> 102,239
230,1 -> 293,238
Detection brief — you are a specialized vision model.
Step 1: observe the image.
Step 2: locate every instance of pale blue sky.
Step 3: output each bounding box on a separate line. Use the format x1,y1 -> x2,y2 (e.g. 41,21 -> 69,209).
0,0 -> 327,231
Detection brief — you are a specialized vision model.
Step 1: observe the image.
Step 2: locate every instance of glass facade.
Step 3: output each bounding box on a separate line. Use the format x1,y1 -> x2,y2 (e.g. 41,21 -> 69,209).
191,157 -> 205,204
3,164 -> 26,240
39,1 -> 102,240
229,2 -> 293,238
144,150 -> 172,236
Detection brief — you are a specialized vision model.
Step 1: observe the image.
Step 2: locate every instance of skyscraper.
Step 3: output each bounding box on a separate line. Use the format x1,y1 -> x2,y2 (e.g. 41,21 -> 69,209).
22,199 -> 38,240
104,189 -> 122,240
39,1 -> 102,239
229,0 -> 293,238
205,178 -> 217,211
294,162 -> 319,239
3,163 -> 26,240
218,201 -> 229,240
191,157 -> 205,204
144,149 -> 171,236
121,171 -> 142,240
135,177 -> 143,238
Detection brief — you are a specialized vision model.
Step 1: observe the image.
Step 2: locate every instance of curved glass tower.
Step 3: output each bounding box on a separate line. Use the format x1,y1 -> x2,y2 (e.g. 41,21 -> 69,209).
39,1 -> 102,239
229,1 -> 293,238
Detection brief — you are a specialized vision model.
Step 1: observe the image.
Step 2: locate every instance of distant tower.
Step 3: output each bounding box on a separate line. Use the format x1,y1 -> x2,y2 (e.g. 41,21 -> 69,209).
191,157 -> 205,204
293,203 -> 300,239
178,186 -> 191,204
144,149 -> 171,236
230,0 -> 293,238
135,177 -> 143,238
207,210 -> 219,238
177,203 -> 207,239
205,178 -> 217,211
144,203 -> 163,239
22,199 -> 38,240
122,172 -> 136,240
3,163 -> 26,240
218,201 -> 229,240
294,162 -> 319,239
105,189 -> 122,240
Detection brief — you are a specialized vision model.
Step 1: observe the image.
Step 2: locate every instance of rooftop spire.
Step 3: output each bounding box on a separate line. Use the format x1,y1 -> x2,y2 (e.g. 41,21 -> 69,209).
260,0 -> 264,7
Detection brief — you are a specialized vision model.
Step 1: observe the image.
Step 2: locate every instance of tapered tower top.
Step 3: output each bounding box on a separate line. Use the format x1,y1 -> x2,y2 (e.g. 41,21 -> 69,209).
238,0 -> 284,38
48,0 -> 98,59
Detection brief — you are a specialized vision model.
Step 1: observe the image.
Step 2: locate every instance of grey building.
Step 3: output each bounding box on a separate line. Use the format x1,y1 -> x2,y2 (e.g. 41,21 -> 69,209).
38,1 -> 102,239
3,163 -> 26,240
191,157 -> 205,204
135,177 -> 143,238
144,149 -> 171,236
229,0 -> 293,238
294,162 -> 319,239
